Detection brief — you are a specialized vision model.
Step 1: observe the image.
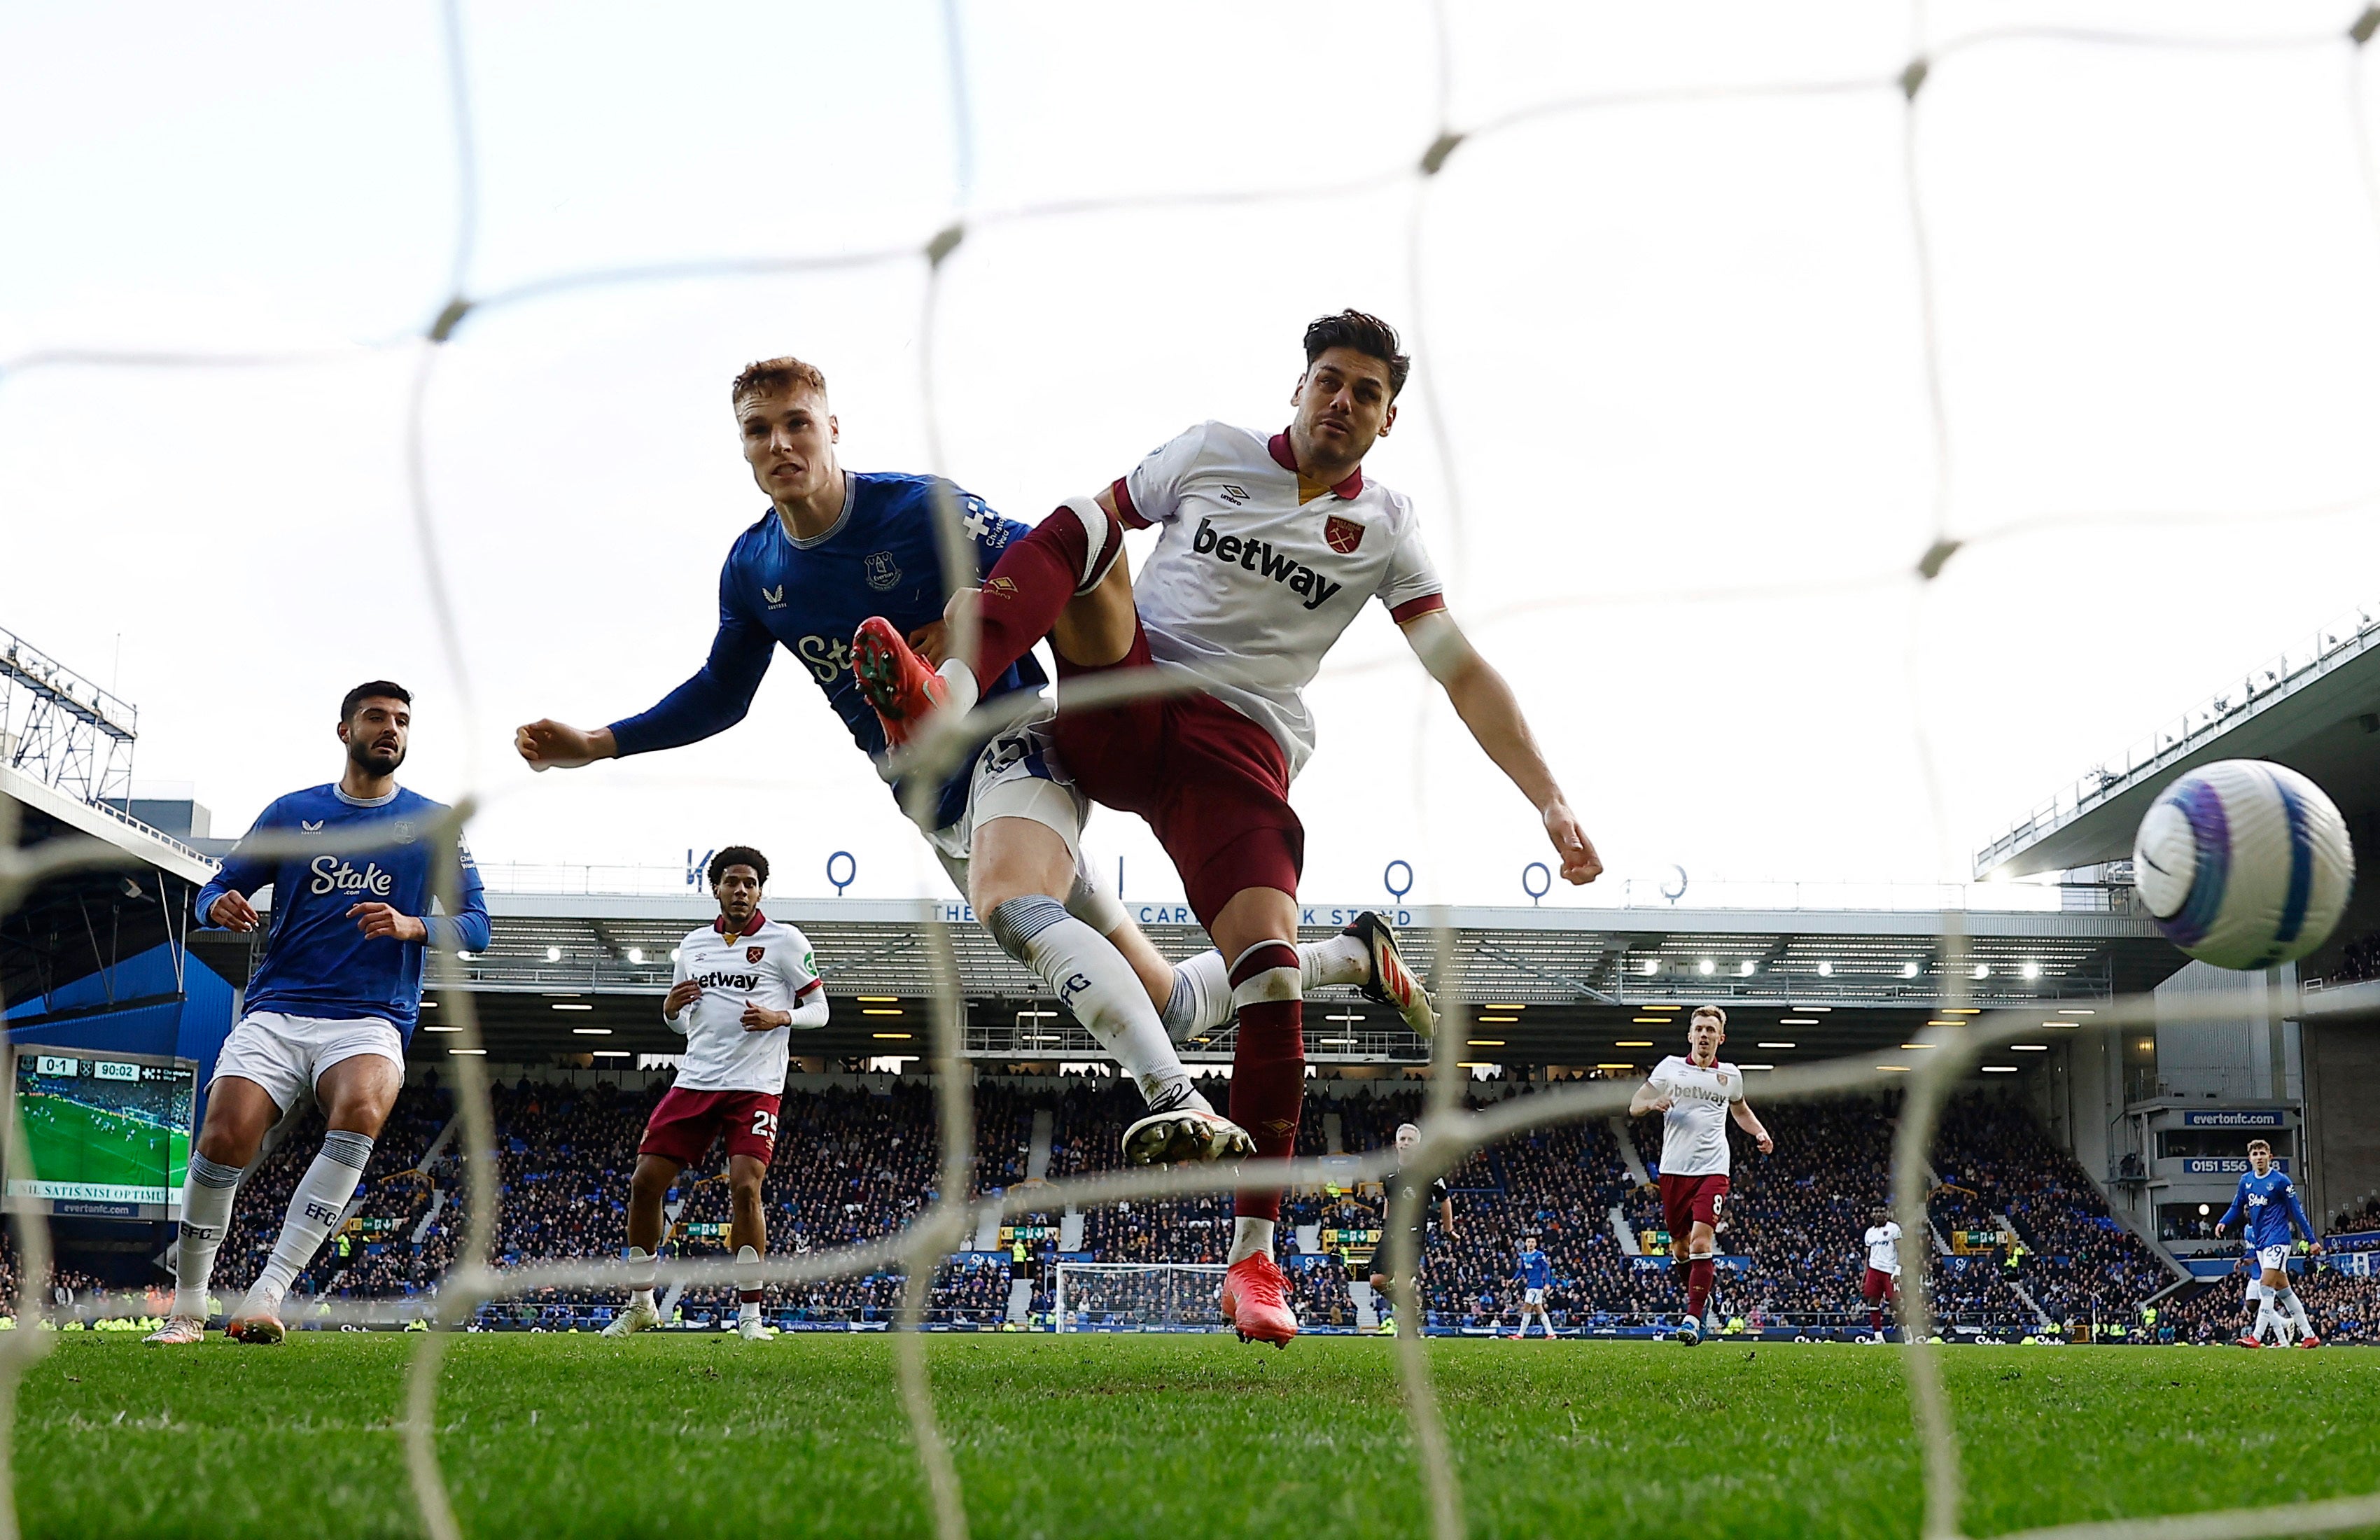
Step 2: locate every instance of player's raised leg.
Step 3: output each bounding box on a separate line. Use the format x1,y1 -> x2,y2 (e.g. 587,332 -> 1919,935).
227,1051 -> 402,1343
956,742 -> 1252,1166
604,1152 -> 678,1337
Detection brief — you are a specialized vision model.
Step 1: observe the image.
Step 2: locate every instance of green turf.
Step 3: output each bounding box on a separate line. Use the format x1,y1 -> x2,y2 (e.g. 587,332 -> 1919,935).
15,1334 -> 2379,1539
20,1096 -> 182,1193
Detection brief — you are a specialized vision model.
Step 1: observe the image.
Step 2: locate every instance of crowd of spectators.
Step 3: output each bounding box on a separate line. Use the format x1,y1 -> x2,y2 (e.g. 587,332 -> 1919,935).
6,1068 -> 2282,1337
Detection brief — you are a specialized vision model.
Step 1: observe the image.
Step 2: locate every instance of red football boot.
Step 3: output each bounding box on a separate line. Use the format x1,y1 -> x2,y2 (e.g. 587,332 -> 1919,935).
1219,1252 -> 1298,1348
850,617 -> 947,748
2234,1334 -> 2263,1349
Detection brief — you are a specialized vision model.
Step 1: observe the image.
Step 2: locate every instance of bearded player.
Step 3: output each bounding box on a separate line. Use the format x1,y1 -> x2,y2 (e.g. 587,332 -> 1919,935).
2214,1138 -> 2323,1348
513,356 -> 1384,1166
606,846 -> 825,1340
147,682 -> 489,1345
1629,1005 -> 1770,1345
852,310 -> 1602,1345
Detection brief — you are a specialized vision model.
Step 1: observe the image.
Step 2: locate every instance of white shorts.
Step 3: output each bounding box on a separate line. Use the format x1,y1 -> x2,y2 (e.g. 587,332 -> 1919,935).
2257,1245 -> 2292,1275
211,1010 -> 406,1114
925,713 -> 1119,928
1524,1287 -> 1546,1306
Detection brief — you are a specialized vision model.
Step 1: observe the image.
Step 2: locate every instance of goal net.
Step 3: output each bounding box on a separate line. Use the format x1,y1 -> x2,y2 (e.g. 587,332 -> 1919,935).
1052,1262 -> 1228,1334
11,5 -> 2380,1540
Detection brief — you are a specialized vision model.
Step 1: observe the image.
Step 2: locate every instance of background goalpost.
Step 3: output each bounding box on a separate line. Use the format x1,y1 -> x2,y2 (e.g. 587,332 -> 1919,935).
1052,1262 -> 1228,1334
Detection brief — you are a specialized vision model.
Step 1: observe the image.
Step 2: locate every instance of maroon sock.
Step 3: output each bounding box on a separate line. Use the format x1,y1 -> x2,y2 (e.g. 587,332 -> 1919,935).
1686,1257 -> 1715,1320
1868,1307 -> 1883,1331
967,502 -> 1123,686
1226,944 -> 1303,1224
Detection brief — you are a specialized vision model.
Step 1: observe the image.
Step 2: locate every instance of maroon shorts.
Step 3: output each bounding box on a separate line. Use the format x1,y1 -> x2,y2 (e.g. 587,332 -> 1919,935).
1863,1266 -> 1898,1304
1053,624 -> 1303,930
638,1087 -> 780,1167
1658,1171 -> 1730,1241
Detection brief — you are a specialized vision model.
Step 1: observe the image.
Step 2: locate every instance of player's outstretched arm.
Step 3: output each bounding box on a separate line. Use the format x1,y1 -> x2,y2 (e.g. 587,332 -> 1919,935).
1730,1097 -> 1774,1155
1396,609 -> 1600,884
518,573 -> 775,771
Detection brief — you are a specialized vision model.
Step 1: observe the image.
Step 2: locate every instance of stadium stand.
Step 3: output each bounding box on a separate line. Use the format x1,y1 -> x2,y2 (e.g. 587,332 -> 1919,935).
8,1069 -> 2372,1340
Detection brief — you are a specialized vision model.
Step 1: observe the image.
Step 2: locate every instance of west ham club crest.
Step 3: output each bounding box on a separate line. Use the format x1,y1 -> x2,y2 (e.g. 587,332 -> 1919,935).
1324,514 -> 1364,554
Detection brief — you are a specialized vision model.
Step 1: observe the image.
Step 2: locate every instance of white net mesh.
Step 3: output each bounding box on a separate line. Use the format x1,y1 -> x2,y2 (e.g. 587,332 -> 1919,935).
8,4 -> 2380,1539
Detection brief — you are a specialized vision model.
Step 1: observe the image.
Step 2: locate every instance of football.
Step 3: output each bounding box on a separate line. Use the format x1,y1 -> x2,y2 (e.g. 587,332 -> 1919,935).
2132,759 -> 2354,970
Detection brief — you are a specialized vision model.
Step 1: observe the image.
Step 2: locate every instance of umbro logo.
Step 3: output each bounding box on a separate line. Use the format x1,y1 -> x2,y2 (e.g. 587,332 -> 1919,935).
1220,484 -> 1250,505
763,584 -> 787,608
1189,517 -> 1344,611
302,820 -> 324,832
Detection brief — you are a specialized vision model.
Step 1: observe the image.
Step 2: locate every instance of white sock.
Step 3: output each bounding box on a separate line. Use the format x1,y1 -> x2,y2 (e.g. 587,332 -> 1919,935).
736,1244 -> 764,1321
937,658 -> 981,715
1165,935 -> 1373,1040
988,897 -> 1190,1109
172,1152 -> 244,1319
2278,1287 -> 2314,1338
1303,930 -> 1369,989
1228,1217 -> 1275,1266
246,1129 -> 372,1310
626,1245 -> 657,1310
2254,1301 -> 2279,1341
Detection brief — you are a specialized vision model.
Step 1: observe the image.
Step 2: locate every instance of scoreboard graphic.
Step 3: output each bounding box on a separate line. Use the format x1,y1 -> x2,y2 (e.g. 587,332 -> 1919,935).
6,1050 -> 197,1219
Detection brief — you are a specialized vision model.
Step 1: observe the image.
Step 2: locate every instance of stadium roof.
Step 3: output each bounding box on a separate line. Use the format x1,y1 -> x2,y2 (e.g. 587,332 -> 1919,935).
1,763 -> 214,1009
1974,604 -> 2380,879
244,890 -> 2187,1068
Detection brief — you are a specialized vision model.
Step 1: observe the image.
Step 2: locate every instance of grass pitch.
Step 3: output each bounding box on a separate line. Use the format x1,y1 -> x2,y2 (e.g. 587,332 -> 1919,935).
17,1334 -> 2379,1539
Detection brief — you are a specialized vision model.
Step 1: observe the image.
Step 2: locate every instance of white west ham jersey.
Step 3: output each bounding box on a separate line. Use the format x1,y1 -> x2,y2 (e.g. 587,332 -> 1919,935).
1112,421 -> 1446,776
1865,1222 -> 1903,1276
1651,1054 -> 1744,1177
664,915 -> 822,1093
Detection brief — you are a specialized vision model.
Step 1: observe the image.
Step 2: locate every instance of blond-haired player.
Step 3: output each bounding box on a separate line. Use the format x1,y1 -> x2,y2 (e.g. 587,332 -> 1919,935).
1629,1005 -> 1771,1345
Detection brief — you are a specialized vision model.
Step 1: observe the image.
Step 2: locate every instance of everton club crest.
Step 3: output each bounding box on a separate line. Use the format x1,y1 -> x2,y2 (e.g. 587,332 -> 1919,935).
864,551 -> 902,592
1324,514 -> 1364,554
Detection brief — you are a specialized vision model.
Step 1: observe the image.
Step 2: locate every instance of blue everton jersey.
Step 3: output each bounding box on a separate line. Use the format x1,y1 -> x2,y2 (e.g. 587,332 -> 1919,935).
194,783 -> 490,1041
1518,1249 -> 1553,1289
606,472 -> 1047,831
2222,1168 -> 2312,1250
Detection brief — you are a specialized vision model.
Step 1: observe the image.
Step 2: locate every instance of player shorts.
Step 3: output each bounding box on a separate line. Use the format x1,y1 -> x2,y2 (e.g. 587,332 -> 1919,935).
1658,1171 -> 1730,1242
920,712 -> 1125,930
1051,624 -> 1303,930
2256,1244 -> 2292,1274
639,1086 -> 781,1167
1863,1266 -> 1899,1303
211,1011 -> 406,1114
1524,1287 -> 1547,1306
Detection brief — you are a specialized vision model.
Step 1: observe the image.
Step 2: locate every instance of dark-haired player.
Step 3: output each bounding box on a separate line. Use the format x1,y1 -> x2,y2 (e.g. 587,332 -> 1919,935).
1859,1204 -> 1900,1342
606,846 -> 826,1340
148,682 -> 489,1345
514,356 -> 1371,1166
1630,1004 -> 1770,1345
855,311 -> 1602,1345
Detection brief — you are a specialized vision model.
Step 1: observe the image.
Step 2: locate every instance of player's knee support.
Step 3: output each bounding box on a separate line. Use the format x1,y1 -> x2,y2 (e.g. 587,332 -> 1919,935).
986,895 -> 1070,966
1064,870 -> 1127,935
1228,941 -> 1301,1006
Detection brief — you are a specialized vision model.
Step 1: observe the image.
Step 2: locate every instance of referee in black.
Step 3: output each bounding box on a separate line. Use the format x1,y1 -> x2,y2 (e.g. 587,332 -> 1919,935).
1369,1121 -> 1456,1329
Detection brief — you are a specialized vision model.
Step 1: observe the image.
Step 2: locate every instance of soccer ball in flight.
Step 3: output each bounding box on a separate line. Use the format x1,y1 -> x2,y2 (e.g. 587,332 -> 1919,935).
2132,759 -> 2353,971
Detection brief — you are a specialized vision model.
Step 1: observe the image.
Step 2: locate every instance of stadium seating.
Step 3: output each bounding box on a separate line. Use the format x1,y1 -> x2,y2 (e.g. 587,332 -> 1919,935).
7,1069 -> 2371,1340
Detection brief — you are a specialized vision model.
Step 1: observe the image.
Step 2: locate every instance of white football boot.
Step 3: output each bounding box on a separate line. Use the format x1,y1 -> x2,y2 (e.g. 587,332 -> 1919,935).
1122,1105 -> 1257,1166
737,1315 -> 778,1341
144,1315 -> 206,1345
1345,911 -> 1436,1037
601,1300 -> 663,1338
